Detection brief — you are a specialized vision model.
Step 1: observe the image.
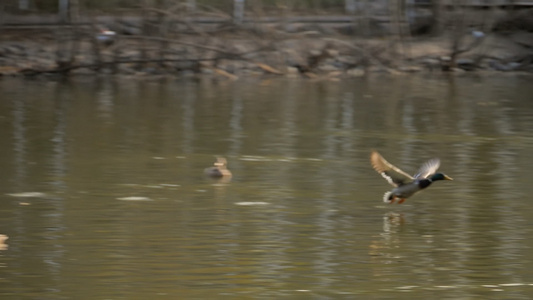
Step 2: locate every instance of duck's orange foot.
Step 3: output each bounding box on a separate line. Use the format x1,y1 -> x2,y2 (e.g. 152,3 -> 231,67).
388,197 -> 406,204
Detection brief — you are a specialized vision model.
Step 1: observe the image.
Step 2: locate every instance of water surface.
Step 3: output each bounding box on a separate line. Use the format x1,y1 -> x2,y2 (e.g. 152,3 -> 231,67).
1,75 -> 533,299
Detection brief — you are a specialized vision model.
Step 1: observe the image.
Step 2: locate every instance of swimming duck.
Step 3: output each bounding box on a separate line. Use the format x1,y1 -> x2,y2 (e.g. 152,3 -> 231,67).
370,151 -> 452,204
204,157 -> 232,178
0,234 -> 8,250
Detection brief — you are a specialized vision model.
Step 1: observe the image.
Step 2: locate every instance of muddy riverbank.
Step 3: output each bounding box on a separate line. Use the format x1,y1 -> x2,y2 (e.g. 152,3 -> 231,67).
0,22 -> 532,79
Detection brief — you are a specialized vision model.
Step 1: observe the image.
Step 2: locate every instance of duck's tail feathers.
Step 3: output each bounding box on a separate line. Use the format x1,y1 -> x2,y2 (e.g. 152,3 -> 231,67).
383,192 -> 393,204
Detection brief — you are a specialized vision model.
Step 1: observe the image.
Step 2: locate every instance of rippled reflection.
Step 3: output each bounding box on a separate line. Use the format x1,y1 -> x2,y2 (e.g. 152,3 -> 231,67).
1,75 -> 533,299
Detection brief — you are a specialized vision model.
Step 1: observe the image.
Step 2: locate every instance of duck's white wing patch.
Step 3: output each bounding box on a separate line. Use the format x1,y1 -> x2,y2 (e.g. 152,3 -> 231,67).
414,158 -> 440,179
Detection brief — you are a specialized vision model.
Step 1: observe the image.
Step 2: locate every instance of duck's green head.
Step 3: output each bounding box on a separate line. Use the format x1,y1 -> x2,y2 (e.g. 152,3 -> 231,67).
430,173 -> 453,181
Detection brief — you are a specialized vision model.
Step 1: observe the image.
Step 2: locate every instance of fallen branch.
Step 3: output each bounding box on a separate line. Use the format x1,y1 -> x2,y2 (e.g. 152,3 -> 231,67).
255,62 -> 283,74
213,67 -> 238,80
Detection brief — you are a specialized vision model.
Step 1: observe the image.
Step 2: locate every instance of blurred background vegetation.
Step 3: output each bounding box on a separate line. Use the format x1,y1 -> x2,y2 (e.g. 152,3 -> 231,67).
2,0 -> 355,13
1,0 -> 531,75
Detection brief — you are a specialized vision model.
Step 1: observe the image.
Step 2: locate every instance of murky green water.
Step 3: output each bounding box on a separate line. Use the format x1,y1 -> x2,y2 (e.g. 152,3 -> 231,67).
1,74 -> 533,299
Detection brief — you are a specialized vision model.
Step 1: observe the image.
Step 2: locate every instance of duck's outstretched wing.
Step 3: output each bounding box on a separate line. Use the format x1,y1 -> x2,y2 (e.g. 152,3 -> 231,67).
413,158 -> 440,179
370,151 -> 414,187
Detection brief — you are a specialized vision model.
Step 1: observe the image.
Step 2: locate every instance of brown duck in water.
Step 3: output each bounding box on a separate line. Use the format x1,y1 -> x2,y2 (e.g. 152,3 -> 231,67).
0,234 -> 8,250
204,157 -> 232,178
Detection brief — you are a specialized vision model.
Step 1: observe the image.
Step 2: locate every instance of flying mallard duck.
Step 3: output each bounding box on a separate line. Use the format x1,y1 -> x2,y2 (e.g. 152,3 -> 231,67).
370,151 -> 452,204
204,157 -> 232,178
